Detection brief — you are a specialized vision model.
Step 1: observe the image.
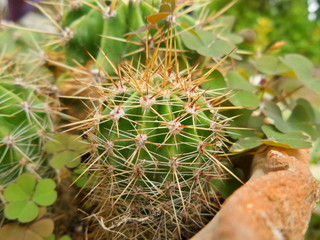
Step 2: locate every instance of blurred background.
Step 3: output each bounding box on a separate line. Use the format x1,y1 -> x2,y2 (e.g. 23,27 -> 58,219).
210,0 -> 320,64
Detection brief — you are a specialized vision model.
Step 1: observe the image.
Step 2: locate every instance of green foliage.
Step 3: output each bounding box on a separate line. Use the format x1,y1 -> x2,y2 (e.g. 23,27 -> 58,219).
45,234 -> 72,240
44,133 -> 90,169
3,174 -> 57,223
209,0 -> 320,62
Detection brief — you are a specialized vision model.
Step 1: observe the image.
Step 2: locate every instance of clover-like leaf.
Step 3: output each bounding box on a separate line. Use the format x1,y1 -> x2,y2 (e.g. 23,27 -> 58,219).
33,179 -> 57,206
45,133 -> 89,169
50,151 -> 81,169
3,174 -> 57,223
0,218 -> 54,240
225,71 -> 259,109
3,174 -> 36,202
261,101 -> 292,133
5,200 -> 39,223
29,218 -> 54,239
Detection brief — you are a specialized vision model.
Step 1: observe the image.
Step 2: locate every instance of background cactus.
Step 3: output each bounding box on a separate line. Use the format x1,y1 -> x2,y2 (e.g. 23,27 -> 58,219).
0,29 -> 57,185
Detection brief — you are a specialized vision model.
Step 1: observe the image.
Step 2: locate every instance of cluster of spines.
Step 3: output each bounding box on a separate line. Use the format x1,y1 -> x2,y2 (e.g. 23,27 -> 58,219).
0,38 -> 57,185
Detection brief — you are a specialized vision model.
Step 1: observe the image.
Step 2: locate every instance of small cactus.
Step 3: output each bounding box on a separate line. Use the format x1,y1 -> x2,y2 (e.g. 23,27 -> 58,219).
77,53 -> 238,239
0,0 -> 245,238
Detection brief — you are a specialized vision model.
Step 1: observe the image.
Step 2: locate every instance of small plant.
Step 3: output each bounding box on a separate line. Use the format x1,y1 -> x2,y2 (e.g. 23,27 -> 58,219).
0,218 -> 54,240
3,174 -> 57,223
44,133 -> 90,169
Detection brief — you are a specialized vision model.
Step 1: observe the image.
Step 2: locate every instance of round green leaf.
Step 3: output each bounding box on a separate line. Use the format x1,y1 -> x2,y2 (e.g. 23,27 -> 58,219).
252,55 -> 290,75
60,235 -> 72,240
226,71 -> 255,91
32,179 -> 57,206
44,134 -> 67,153
50,151 -> 81,169
5,200 -> 39,223
229,90 -> 259,108
3,174 -> 36,202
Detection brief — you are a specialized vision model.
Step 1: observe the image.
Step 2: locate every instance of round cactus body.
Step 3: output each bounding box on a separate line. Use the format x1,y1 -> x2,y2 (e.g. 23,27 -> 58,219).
79,55 -> 233,239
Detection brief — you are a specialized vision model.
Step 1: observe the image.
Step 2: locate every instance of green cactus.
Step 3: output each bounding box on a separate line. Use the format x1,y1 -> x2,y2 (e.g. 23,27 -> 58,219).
16,1 -> 242,238
0,28 -> 57,185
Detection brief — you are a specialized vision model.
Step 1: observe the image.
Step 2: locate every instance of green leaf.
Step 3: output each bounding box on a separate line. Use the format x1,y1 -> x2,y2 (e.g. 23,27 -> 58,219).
226,71 -> 255,91
44,134 -> 67,153
60,235 -> 72,240
3,174 -> 36,202
198,39 -> 235,58
261,101 -> 291,133
4,200 -> 39,223
45,235 -> 56,240
228,90 -> 259,108
45,133 -> 88,153
50,151 -> 81,169
45,134 -> 89,169
33,179 -> 57,206
180,31 -> 203,51
280,54 -> 320,94
181,29 -> 236,58
261,125 -> 312,149
281,54 -> 313,79
201,69 -> 227,91
230,137 -> 262,152
252,55 -> 290,75
287,99 -> 318,140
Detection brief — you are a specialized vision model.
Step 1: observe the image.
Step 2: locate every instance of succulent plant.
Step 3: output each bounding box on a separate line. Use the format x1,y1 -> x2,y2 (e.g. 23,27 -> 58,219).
0,43 -> 57,185
73,52 -> 239,239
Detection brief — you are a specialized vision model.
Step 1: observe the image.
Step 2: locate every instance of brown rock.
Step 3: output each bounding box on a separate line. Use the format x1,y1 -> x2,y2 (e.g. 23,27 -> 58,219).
191,147 -> 319,240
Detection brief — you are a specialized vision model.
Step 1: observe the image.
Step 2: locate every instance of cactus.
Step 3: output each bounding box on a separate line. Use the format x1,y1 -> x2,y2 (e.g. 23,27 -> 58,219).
0,27 -> 57,185
5,0 -> 243,238
75,51 -> 238,239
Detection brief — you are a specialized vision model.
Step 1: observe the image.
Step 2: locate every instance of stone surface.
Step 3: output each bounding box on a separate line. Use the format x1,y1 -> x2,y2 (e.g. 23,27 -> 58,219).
192,147 -> 319,240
